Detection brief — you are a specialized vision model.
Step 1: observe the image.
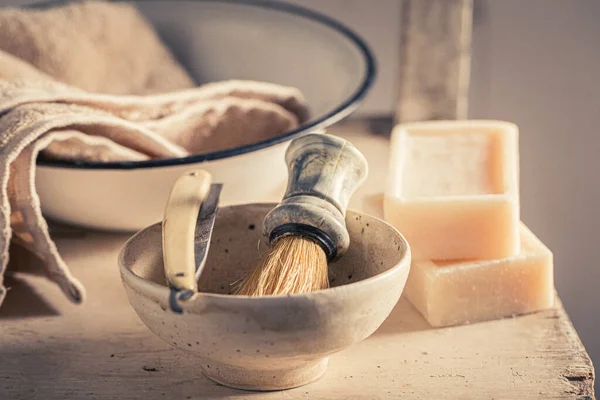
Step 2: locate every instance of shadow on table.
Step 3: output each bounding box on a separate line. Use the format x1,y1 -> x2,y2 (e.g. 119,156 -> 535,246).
0,274 -> 59,319
372,298 -> 432,336
0,241 -> 60,319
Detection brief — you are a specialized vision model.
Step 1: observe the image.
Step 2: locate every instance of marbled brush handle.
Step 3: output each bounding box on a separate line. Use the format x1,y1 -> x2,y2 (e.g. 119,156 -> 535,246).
262,133 -> 368,260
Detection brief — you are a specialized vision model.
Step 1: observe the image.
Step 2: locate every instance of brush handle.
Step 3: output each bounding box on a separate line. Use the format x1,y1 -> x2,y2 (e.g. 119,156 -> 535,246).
263,133 -> 368,259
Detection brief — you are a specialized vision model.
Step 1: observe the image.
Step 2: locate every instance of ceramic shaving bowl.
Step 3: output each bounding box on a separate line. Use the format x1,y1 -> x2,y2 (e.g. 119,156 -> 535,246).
119,203 -> 410,391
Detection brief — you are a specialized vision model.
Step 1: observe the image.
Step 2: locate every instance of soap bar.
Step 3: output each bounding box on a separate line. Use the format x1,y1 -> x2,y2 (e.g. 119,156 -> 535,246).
384,120 -> 520,260
404,223 -> 554,328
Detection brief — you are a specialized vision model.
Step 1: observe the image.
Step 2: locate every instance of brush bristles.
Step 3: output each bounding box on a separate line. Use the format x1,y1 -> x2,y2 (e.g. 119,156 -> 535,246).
234,235 -> 329,296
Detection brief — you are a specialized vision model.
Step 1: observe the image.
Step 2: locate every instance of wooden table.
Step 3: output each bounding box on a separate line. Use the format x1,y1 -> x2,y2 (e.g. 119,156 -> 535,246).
0,123 -> 595,399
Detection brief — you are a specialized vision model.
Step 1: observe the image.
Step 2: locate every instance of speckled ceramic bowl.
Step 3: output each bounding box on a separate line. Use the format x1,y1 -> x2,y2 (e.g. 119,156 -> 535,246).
119,203 -> 410,391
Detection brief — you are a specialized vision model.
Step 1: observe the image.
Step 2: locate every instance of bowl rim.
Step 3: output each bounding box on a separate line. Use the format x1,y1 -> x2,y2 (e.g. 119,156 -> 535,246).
119,204 -> 411,304
30,0 -> 377,171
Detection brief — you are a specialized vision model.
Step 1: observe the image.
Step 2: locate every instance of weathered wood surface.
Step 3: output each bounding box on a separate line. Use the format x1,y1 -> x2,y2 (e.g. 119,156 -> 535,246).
0,124 -> 594,399
397,0 -> 473,123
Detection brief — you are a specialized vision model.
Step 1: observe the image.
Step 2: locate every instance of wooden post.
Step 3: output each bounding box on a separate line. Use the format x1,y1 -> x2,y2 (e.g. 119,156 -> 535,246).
396,0 -> 473,123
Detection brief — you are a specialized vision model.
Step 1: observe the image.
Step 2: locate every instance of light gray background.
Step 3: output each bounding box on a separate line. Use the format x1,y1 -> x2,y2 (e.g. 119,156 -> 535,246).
2,0 -> 598,386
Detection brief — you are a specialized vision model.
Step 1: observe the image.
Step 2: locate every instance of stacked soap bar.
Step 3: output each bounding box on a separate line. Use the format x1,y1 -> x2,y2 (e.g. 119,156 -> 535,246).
384,120 -> 520,260
403,223 -> 554,327
384,120 -> 554,327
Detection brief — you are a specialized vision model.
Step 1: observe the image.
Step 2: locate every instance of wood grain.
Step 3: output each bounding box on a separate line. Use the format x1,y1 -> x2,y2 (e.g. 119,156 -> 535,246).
397,0 -> 473,123
0,124 -> 594,399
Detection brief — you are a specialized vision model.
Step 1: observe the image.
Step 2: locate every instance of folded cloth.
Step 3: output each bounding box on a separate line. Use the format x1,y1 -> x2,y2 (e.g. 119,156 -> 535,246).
0,0 -> 310,308
0,78 -> 309,307
0,1 -> 195,94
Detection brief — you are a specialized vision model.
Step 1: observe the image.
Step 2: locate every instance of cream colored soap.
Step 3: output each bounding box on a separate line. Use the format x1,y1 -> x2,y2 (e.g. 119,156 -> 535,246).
384,120 -> 520,260
404,223 -> 554,328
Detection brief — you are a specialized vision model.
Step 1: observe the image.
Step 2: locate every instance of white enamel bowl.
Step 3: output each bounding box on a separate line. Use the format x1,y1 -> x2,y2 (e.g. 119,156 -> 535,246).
32,0 -> 375,231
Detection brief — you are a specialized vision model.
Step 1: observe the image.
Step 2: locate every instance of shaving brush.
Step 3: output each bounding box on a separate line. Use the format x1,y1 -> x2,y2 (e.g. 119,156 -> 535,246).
234,133 -> 368,296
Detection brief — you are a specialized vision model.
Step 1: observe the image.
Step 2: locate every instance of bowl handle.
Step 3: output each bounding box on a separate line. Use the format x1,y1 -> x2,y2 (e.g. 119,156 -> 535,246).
162,170 -> 212,309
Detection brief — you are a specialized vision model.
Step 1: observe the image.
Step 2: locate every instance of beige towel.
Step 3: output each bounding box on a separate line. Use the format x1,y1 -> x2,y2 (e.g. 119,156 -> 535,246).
0,1 -> 195,94
0,2 -> 310,308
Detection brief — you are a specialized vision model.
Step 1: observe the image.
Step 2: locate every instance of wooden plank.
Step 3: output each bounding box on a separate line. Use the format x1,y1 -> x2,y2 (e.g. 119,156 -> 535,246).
0,247 -> 594,399
396,0 -> 473,123
0,124 -> 594,399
